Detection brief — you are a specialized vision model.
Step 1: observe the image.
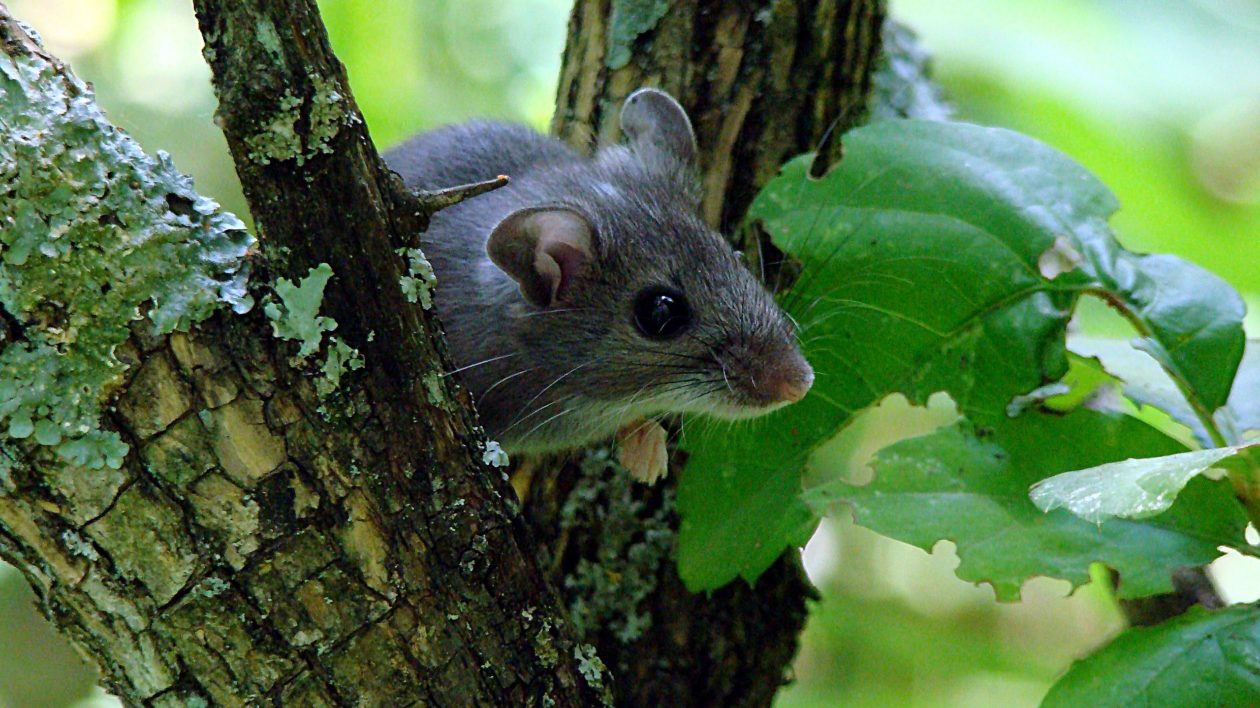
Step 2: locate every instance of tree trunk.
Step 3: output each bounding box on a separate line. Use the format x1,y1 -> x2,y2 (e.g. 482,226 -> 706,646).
0,0 -> 884,705
553,0 -> 883,231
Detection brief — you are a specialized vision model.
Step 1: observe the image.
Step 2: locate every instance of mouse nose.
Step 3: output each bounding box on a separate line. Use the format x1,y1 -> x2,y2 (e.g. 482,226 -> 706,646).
765,352 -> 814,404
776,366 -> 814,402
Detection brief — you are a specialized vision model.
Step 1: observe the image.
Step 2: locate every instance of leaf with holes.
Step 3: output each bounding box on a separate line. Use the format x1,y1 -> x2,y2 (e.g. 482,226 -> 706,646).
676,119 -> 1246,591
805,411 -> 1249,600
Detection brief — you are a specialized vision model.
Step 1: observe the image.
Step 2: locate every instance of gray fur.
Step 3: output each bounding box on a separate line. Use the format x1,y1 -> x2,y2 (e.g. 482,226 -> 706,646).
384,99 -> 810,454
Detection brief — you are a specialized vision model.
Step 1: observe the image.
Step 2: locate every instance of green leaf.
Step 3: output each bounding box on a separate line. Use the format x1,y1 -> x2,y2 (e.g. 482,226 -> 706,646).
1042,604 -> 1260,707
805,411 -> 1249,600
1030,444 -> 1257,524
1070,337 -> 1197,425
1113,256 -> 1246,414
1071,337 -> 1260,445
1226,342 -> 1260,440
1042,353 -> 1117,413
677,417 -> 822,588
677,119 -> 1246,590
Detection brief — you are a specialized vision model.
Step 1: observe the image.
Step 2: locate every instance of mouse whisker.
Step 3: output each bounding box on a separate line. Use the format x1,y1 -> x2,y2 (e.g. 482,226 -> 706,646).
638,377 -> 727,414
620,417 -> 659,440
517,400 -> 578,444
503,394 -> 570,436
682,328 -> 724,350
615,362 -> 700,375
654,371 -> 724,389
603,368 -> 714,427
786,248 -> 897,332
483,366 -> 537,396
798,332 -> 847,347
689,332 -> 735,366
779,199 -> 879,313
798,282 -> 869,324
514,307 -> 589,319
444,352 -> 517,376
707,346 -> 736,397
798,297 -> 902,332
776,203 -> 829,310
681,378 -> 730,393
679,381 -> 729,401
695,414 -> 718,440
797,267 -> 915,334
634,347 -> 713,364
503,358 -> 602,432
613,358 -> 697,370
605,379 -> 661,425
663,374 -> 722,388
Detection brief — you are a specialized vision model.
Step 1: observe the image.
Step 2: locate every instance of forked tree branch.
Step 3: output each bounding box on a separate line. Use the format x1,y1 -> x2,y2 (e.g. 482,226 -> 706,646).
0,1 -> 597,703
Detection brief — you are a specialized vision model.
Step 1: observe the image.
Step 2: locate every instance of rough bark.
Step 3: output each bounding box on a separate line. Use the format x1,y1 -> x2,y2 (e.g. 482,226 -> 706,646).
521,1 -> 885,706
0,3 -> 596,705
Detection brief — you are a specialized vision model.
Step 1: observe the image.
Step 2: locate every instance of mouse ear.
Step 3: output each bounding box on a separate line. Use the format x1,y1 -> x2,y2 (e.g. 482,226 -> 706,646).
486,206 -> 594,308
619,88 -> 698,168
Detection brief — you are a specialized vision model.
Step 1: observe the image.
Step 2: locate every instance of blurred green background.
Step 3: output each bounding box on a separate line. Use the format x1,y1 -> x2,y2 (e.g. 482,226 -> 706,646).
2,0 -> 1258,705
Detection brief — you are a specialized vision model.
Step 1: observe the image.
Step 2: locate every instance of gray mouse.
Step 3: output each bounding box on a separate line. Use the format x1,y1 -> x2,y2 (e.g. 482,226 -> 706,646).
384,89 -> 813,482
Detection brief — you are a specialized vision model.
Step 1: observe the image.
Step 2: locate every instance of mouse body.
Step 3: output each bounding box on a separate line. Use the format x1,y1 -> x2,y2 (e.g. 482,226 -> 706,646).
385,89 -> 813,480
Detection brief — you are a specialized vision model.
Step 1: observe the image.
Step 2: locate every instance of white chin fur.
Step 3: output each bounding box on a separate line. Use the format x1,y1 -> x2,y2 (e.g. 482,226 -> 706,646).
629,390 -> 791,421
690,399 -> 791,420
504,391 -> 790,456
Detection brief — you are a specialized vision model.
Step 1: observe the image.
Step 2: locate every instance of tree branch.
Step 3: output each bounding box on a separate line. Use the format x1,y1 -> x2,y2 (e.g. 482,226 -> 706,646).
0,1 -> 597,703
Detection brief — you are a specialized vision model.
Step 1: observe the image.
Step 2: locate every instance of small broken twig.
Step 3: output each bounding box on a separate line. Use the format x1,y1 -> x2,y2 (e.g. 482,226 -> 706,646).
414,174 -> 510,215
390,173 -> 511,249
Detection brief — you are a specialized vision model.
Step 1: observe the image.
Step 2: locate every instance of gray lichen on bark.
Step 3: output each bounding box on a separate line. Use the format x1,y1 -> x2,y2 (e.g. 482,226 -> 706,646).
606,0 -> 672,69
557,450 -> 673,644
870,19 -> 951,121
241,75 -> 352,167
262,262 -> 346,368
0,38 -> 254,471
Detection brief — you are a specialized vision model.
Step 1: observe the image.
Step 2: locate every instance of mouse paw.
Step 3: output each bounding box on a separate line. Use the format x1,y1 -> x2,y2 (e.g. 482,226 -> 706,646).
616,419 -> 669,485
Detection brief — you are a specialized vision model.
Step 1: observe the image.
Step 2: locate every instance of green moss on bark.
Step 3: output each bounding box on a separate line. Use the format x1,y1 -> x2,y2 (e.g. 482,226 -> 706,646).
561,450 -> 674,645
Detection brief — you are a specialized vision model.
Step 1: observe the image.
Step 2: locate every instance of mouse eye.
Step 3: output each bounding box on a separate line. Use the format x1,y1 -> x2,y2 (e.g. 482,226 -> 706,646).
633,287 -> 691,340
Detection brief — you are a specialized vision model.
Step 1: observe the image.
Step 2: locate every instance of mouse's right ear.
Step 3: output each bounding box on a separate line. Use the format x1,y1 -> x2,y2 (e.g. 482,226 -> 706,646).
487,206 -> 594,308
620,88 -> 698,168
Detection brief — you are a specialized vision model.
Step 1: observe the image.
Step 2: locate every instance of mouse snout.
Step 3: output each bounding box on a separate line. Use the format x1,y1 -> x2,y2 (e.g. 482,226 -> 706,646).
728,342 -> 813,408
759,350 -> 814,404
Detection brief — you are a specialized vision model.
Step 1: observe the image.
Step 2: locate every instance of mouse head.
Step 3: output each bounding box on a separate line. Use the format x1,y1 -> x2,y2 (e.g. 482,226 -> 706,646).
486,89 -> 813,437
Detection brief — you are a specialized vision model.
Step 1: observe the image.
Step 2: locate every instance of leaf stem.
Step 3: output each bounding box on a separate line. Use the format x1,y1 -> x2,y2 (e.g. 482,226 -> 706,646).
1083,288 -> 1260,526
